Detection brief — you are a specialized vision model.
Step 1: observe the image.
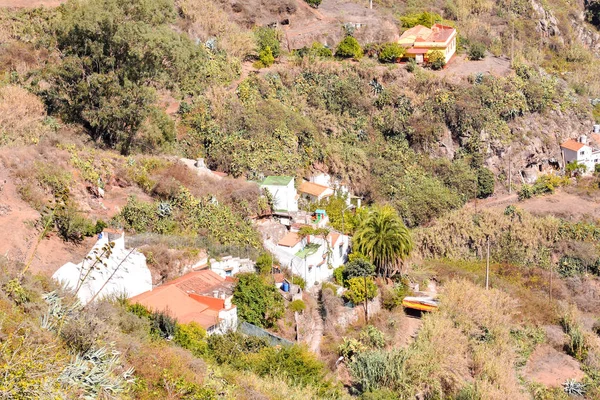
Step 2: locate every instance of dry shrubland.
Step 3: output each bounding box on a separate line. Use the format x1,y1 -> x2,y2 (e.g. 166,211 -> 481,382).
0,85 -> 50,145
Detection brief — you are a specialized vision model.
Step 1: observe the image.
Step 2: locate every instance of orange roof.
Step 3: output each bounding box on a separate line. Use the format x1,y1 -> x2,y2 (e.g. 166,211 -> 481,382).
278,232 -> 302,247
560,139 -> 586,151
399,23 -> 456,46
298,181 -> 333,198
128,270 -> 234,330
273,273 -> 285,283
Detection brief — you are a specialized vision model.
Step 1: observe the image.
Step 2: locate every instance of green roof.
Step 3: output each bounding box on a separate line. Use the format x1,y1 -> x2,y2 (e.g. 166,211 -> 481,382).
295,243 -> 321,258
262,176 -> 294,186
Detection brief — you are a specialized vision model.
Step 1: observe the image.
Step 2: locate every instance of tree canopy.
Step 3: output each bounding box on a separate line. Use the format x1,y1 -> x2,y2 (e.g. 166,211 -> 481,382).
232,273 -> 284,328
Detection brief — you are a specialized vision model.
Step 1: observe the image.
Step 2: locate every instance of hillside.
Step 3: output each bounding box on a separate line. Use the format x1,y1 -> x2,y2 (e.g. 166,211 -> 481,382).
3,0 -> 600,398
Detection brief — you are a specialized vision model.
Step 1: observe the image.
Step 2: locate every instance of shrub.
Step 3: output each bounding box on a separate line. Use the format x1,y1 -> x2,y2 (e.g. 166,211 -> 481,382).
290,274 -> 306,290
333,266 -> 345,285
255,252 -> 274,275
518,184 -> 534,200
360,325 -> 386,349
399,11 -> 442,28
254,26 -> 281,57
344,259 -> 375,281
428,50 -> 446,70
468,43 -> 486,60
382,281 -> 411,310
476,167 -> 494,198
304,0 -> 322,8
343,277 -> 377,304
53,201 -> 99,243
150,310 -> 177,339
338,337 -> 366,360
406,58 -> 417,72
257,46 -> 275,68
566,161 -> 587,177
378,42 -> 405,63
174,322 -> 208,357
336,36 -> 363,60
557,256 -> 586,277
289,299 -> 306,313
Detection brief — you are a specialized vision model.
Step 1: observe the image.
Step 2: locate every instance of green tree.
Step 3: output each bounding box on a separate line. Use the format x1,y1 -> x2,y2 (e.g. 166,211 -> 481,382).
336,36 -> 363,60
428,50 -> 446,70
258,46 -> 275,67
254,27 -> 281,57
233,273 -> 284,328
255,252 -> 274,275
353,205 -> 413,277
476,167 -> 495,198
566,161 -> 587,177
378,43 -> 405,63
304,0 -> 322,8
343,277 -> 377,304
344,259 -> 375,281
399,11 -> 442,28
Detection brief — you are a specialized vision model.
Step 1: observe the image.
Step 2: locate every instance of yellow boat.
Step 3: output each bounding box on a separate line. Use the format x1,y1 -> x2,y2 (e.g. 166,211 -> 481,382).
402,296 -> 439,312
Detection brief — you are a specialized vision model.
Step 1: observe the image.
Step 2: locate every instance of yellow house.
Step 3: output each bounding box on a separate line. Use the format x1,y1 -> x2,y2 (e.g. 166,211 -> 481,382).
398,23 -> 457,64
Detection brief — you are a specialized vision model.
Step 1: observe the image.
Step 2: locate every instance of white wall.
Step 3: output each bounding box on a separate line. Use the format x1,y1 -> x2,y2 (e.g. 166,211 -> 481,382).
262,181 -> 298,212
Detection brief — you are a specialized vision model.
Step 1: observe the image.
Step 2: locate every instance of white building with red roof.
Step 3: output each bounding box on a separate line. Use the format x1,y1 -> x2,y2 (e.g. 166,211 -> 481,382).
398,23 -> 457,64
560,135 -> 600,173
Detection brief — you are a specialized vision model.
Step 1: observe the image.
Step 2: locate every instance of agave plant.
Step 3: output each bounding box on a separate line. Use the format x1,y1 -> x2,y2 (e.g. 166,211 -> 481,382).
563,379 -> 586,396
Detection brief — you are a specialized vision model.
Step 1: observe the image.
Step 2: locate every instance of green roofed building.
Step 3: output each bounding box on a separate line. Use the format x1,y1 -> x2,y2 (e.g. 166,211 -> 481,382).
260,176 -> 298,212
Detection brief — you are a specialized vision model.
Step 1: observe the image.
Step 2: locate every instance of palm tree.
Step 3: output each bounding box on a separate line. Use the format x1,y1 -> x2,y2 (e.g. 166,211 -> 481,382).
353,205 -> 413,277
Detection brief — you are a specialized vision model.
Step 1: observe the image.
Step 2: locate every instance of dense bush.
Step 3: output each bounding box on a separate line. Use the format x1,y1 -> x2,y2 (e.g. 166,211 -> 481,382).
378,43 -> 405,63
232,273 -> 284,328
257,46 -> 275,68
476,167 -> 494,198
343,277 -> 378,304
304,0 -> 322,8
399,11 -> 442,28
468,43 -> 486,60
336,36 -> 363,60
289,299 -> 306,313
173,322 -> 208,356
254,26 -> 281,57
428,50 -> 446,70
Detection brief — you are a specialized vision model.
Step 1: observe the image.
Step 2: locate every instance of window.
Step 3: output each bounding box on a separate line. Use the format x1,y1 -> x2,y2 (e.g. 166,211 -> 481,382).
580,150 -> 586,156
339,244 -> 343,258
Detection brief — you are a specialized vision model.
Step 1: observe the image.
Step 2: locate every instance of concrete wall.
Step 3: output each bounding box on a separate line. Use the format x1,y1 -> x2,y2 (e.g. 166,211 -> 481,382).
262,181 -> 298,212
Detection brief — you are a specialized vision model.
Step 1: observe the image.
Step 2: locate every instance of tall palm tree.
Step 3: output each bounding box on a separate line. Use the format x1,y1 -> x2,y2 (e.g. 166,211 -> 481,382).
353,205 -> 413,277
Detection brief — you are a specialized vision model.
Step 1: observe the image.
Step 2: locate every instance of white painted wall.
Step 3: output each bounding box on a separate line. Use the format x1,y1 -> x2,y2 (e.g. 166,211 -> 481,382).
262,180 -> 298,212
53,232 -> 152,305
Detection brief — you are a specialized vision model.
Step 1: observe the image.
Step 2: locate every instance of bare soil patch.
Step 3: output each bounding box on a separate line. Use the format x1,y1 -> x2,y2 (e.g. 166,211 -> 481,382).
523,344 -> 585,387
439,54 -> 511,80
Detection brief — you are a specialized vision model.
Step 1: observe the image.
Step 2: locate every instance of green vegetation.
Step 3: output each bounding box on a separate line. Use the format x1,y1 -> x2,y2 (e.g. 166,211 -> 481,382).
254,26 -> 281,58
335,36 -> 363,60
399,11 -> 442,28
353,205 -> 413,277
428,50 -> 446,70
468,42 -> 486,60
233,273 -> 284,328
304,0 -> 322,8
378,43 -> 405,63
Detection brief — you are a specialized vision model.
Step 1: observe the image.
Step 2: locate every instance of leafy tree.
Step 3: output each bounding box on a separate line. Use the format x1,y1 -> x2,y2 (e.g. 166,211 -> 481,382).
344,259 -> 375,281
174,322 -> 207,356
289,299 -> 306,313
343,277 -> 377,304
399,11 -> 442,28
42,0 -> 221,154
255,252 -> 274,275
353,205 -> 413,277
476,167 -> 495,198
468,43 -> 486,60
587,0 -> 600,27
566,161 -> 587,177
233,273 -> 284,328
428,50 -> 446,70
336,36 -> 363,60
378,43 -> 405,63
254,27 -> 281,57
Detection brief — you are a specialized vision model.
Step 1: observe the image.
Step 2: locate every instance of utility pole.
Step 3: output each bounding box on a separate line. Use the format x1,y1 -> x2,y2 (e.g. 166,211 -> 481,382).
364,274 -> 369,322
485,236 -> 490,290
369,0 -> 372,9
508,151 -> 512,194
549,265 -> 553,301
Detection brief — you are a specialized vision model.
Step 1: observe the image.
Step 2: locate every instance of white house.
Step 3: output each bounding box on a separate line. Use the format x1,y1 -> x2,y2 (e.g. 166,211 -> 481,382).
261,176 -> 298,212
53,230 -> 152,305
273,230 -> 349,288
560,135 -> 600,173
298,181 -> 334,203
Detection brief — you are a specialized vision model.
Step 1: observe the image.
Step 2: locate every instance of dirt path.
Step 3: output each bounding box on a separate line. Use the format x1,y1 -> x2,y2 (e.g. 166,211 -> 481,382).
306,296 -> 324,355
0,0 -> 63,7
523,344 -> 585,387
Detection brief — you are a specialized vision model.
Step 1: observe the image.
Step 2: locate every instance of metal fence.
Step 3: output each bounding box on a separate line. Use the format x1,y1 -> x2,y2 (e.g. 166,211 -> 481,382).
238,322 -> 293,347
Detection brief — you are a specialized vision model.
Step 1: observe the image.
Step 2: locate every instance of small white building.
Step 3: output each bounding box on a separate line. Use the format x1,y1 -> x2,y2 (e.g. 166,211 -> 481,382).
273,230 -> 349,288
53,230 -> 152,305
560,135 -> 600,173
298,181 -> 334,203
209,256 -> 254,278
261,176 -> 298,212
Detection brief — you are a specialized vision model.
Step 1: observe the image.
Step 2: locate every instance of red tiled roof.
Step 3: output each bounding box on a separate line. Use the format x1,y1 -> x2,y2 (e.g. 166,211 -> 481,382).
129,270 -> 234,330
560,139 -> 586,151
430,24 -> 455,42
406,48 -> 428,54
327,232 -> 341,246
298,181 -> 333,197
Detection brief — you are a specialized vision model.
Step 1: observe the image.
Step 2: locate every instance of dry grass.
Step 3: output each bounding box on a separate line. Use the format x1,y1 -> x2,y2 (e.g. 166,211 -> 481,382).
177,0 -> 255,58
0,85 -> 50,145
